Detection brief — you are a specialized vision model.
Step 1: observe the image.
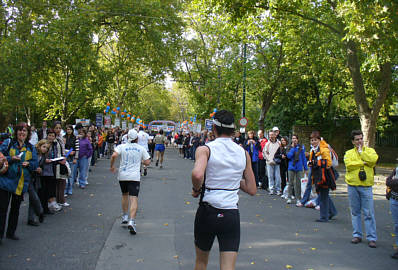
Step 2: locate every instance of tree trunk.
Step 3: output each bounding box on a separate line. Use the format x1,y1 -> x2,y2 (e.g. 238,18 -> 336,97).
258,92 -> 273,131
345,40 -> 391,147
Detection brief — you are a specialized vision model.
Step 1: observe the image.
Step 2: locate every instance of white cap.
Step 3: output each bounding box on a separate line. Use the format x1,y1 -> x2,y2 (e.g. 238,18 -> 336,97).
128,129 -> 138,141
272,126 -> 279,131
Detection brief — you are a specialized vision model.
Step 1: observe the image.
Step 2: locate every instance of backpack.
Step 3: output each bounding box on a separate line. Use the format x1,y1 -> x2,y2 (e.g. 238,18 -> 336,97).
328,144 -> 339,167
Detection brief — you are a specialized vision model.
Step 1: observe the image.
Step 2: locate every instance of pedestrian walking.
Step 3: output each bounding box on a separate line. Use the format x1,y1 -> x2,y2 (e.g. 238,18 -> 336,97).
286,135 -> 308,204
53,122 -> 69,207
0,123 -> 38,243
263,131 -> 282,195
344,130 -> 379,247
77,129 -> 92,189
137,127 -> 150,175
191,110 -> 256,270
309,131 -> 337,222
110,129 -> 151,235
257,130 -> 268,190
386,167 -> 398,259
64,125 -> 79,196
154,129 -> 167,168
244,130 -> 260,187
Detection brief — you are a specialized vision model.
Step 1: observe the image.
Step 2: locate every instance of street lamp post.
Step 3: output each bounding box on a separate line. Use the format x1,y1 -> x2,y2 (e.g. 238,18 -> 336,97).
242,44 -> 247,118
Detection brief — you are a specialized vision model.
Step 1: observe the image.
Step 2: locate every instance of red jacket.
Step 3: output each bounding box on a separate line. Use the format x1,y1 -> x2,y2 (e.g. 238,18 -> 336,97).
258,138 -> 268,160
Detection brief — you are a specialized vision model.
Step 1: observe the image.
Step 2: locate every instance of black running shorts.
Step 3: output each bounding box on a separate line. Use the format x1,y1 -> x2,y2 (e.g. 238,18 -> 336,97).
194,203 -> 240,252
119,181 -> 140,197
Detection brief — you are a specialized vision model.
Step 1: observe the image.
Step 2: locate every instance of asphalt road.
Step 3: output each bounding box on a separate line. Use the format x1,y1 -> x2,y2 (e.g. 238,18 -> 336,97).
0,148 -> 397,270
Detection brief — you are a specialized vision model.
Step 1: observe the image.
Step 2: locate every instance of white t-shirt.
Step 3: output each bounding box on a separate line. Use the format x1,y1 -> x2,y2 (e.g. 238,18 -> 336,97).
137,131 -> 149,151
114,143 -> 150,181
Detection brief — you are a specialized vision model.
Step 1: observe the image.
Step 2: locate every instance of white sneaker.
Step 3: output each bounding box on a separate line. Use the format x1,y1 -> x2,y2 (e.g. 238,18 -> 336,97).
276,191 -> 282,196
268,190 -> 274,195
121,214 -> 129,224
286,199 -> 292,204
61,202 -> 70,207
49,202 -> 62,212
296,201 -> 303,207
128,220 -> 136,235
315,205 -> 320,210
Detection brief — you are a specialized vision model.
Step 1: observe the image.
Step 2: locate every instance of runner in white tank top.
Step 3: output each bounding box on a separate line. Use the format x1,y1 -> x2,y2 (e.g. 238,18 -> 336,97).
191,110 -> 256,270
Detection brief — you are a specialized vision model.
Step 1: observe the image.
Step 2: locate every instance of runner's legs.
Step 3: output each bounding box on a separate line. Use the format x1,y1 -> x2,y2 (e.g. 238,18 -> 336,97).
220,251 -> 238,270
194,246 -> 210,270
129,196 -> 138,219
121,193 -> 128,214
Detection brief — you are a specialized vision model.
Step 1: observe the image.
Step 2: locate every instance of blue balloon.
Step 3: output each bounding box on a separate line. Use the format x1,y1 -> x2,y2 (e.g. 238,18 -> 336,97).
117,107 -> 120,111
106,106 -> 110,110
213,108 -> 217,112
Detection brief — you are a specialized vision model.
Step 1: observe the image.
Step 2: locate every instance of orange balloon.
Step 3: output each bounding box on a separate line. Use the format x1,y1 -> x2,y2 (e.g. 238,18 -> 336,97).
107,102 -> 110,106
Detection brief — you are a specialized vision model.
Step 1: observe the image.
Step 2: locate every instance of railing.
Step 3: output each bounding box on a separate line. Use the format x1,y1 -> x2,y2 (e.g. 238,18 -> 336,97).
376,132 -> 398,147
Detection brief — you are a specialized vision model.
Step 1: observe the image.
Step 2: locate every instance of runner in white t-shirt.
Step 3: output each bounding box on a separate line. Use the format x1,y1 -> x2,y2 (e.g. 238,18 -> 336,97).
110,129 -> 151,235
137,127 -> 150,176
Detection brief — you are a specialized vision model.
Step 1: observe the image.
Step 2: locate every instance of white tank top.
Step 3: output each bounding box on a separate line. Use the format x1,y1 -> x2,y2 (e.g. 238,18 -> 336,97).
203,137 -> 246,209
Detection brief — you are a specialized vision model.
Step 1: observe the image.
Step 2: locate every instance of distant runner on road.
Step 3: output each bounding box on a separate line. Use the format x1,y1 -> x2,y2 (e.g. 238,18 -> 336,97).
191,110 -> 257,270
110,129 -> 151,235
137,127 -> 150,176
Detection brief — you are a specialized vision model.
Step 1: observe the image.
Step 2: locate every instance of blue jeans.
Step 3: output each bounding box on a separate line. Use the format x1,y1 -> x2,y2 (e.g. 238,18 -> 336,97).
347,185 -> 377,241
267,164 -> 281,193
65,160 -> 77,194
78,157 -> 89,187
300,168 -> 320,205
390,198 -> 398,246
319,188 -> 337,221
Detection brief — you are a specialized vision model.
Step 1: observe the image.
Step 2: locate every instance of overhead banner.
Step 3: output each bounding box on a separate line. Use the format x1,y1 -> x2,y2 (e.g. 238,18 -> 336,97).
104,116 -> 111,128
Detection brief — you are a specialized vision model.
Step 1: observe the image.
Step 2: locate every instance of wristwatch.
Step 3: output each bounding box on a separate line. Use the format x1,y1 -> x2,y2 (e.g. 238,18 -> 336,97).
192,187 -> 201,193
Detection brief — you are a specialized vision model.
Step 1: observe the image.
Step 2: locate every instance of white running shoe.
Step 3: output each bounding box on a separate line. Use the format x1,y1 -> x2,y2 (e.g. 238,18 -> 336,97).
128,220 -> 137,235
315,205 -> 320,210
61,202 -> 70,207
286,199 -> 292,204
276,191 -> 282,196
121,214 -> 129,224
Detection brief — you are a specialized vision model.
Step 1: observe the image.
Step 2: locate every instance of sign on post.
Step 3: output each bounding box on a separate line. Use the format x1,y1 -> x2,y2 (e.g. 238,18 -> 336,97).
75,119 -> 90,126
205,119 -> 213,131
96,113 -> 103,127
104,116 -> 111,128
121,121 -> 127,130
115,117 -> 120,127
239,117 -> 248,127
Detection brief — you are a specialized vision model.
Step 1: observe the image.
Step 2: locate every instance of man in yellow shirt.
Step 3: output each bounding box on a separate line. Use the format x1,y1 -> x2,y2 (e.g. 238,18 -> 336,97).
344,130 -> 378,248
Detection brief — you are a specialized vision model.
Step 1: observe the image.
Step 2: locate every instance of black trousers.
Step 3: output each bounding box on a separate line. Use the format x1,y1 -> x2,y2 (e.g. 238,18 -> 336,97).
258,159 -> 268,189
38,176 -> 56,213
280,166 -> 288,193
0,188 -> 23,238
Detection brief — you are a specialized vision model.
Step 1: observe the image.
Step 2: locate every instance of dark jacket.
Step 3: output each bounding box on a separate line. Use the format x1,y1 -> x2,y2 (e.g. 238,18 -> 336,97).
0,139 -> 38,195
244,138 -> 260,162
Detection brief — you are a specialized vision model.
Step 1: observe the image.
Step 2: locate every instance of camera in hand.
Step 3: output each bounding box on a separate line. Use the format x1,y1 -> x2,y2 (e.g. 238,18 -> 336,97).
358,168 -> 367,181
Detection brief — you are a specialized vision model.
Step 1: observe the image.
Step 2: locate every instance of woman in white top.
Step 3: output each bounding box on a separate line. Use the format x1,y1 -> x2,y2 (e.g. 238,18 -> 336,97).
191,110 -> 256,270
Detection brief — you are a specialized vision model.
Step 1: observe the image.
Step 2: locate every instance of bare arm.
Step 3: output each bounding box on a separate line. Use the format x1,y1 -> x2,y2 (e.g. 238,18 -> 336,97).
191,146 -> 209,197
110,151 -> 119,173
142,158 -> 151,166
240,151 -> 257,196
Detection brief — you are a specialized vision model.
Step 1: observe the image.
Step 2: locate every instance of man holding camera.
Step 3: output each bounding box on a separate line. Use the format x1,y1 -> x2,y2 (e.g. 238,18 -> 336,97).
344,130 -> 379,248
